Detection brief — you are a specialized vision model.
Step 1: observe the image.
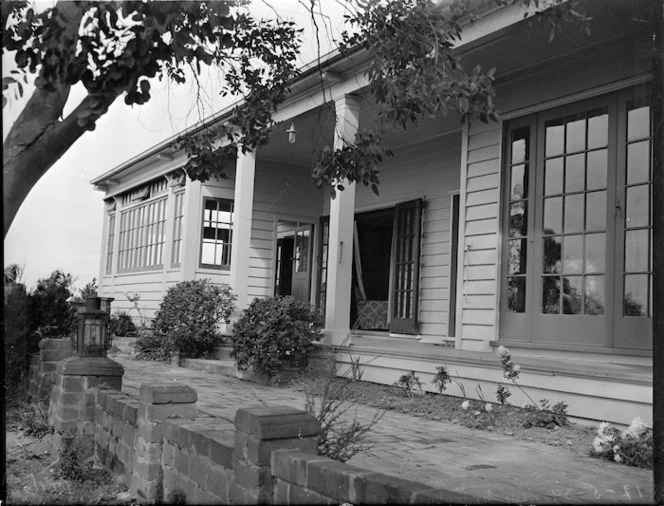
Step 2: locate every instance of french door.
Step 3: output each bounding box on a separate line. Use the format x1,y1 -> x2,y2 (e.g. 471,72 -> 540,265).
500,89 -> 652,349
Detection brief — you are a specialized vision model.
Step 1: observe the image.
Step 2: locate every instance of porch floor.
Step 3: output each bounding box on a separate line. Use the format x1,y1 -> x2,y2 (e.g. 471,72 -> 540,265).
346,334 -> 652,385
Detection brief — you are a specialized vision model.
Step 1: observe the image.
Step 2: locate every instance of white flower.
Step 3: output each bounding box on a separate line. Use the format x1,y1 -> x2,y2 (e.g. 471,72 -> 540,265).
513,364 -> 521,373
522,402 -> 529,409
597,422 -> 610,435
622,415 -> 647,439
592,437 -> 603,453
496,345 -> 509,358
485,403 -> 493,412
503,371 -> 511,379
612,445 -> 620,452
614,454 -> 622,463
461,400 -> 470,410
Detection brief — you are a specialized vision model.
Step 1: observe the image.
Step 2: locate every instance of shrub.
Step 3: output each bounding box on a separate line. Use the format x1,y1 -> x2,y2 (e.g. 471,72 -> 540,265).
522,399 -> 569,429
231,296 -> 323,379
109,311 -> 137,337
150,280 -> 236,359
56,430 -> 86,482
28,270 -> 77,343
134,330 -> 170,362
5,283 -> 30,406
8,402 -> 52,438
593,417 -> 652,468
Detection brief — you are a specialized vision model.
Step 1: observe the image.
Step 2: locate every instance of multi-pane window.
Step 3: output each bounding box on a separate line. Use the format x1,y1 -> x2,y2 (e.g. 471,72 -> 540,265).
500,89 -> 652,348
316,218 -> 330,314
171,191 -> 185,267
106,214 -> 116,275
623,99 -> 653,317
540,108 -> 609,315
117,198 -> 167,272
200,198 -> 233,268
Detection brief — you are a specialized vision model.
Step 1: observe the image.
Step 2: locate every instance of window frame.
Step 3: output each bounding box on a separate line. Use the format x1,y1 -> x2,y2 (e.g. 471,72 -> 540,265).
116,195 -> 168,273
199,197 -> 234,270
171,190 -> 185,268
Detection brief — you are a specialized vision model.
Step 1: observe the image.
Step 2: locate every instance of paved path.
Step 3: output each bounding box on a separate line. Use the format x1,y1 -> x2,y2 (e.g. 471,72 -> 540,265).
113,355 -> 653,504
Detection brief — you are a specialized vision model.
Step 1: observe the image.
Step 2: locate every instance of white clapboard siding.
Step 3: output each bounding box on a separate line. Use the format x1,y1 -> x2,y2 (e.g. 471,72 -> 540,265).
247,162 -> 324,300
460,120 -> 501,348
347,131 -> 462,341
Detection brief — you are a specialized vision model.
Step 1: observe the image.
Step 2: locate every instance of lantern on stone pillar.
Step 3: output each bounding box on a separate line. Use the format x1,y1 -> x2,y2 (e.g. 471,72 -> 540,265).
73,296 -> 112,357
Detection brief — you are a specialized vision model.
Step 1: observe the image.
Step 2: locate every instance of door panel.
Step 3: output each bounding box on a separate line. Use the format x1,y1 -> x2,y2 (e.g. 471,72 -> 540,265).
291,224 -> 313,303
390,199 -> 423,334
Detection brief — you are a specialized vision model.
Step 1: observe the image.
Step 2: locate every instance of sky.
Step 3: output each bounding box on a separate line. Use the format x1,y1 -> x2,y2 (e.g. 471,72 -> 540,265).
3,0 -> 348,292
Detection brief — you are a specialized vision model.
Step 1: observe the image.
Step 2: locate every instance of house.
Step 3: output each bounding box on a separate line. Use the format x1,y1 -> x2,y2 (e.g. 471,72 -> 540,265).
92,0 -> 654,425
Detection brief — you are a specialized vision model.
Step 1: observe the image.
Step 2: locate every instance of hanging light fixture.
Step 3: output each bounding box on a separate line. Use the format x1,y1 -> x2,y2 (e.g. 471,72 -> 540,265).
286,122 -> 297,144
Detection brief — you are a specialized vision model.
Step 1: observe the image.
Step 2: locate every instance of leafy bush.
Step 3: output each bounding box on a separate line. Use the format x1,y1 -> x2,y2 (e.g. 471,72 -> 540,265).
147,280 -> 236,360
5,283 -> 30,406
109,311 -> 137,337
231,296 -> 323,379
9,402 -> 52,438
522,399 -> 569,429
134,330 -> 171,362
28,270 -> 77,342
593,417 -> 652,468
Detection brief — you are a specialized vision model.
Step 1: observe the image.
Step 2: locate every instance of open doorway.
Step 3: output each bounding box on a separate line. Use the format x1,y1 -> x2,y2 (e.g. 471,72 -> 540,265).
352,209 -> 394,330
274,221 -> 313,303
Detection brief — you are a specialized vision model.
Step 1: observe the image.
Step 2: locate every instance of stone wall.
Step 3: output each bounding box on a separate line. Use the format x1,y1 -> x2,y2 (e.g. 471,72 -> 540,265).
28,338 -> 73,404
85,383 -> 483,504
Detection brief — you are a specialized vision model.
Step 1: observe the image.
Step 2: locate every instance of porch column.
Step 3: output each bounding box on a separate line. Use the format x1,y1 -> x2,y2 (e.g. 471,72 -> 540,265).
230,149 -> 256,311
324,94 -> 360,345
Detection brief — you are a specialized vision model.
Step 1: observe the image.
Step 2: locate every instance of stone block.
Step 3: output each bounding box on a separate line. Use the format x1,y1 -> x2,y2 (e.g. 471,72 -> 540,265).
208,437 -> 233,469
117,441 -> 130,464
139,384 -> 197,405
138,420 -> 164,443
245,433 -> 318,467
162,442 -> 175,466
39,338 -> 73,351
196,488 -> 218,505
189,427 -> 212,456
174,449 -> 190,475
56,356 -> 124,379
229,479 -> 258,505
61,376 -> 84,395
162,419 -> 190,442
40,349 -> 73,363
235,406 -> 320,441
163,467 -> 180,496
207,464 -> 231,501
189,455 -> 208,488
306,459 -> 373,504
139,403 -> 196,422
273,480 -> 290,505
271,450 -> 328,488
289,483 -> 336,505
181,476 -> 197,502
353,472 -> 432,505
82,421 -> 95,437
123,403 -> 138,425
135,460 -> 162,481
234,458 -> 271,490
412,487 -> 486,504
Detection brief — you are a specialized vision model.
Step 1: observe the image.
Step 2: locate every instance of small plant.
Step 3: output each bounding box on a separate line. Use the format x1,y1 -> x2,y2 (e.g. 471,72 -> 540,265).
109,311 -> 137,337
28,270 -> 78,342
593,417 -> 653,468
231,296 -> 323,379
10,402 -> 52,438
496,384 -> 512,404
522,399 -> 569,429
56,430 -> 86,482
304,360 -> 385,463
432,365 -> 451,393
394,371 -> 423,398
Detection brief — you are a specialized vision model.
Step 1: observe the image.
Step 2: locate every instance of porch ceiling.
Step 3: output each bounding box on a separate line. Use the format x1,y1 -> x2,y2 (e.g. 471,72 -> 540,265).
460,0 -> 652,81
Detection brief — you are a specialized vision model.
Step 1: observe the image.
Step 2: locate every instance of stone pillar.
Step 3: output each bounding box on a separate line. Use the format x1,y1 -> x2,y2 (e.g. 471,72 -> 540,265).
230,149 -> 257,311
325,94 -> 361,345
133,384 -> 197,503
28,338 -> 73,404
231,406 -> 320,504
49,356 -> 124,459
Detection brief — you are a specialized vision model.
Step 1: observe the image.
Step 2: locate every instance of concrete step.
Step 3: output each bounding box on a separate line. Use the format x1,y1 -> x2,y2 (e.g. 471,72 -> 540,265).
110,336 -> 138,356
180,358 -> 245,380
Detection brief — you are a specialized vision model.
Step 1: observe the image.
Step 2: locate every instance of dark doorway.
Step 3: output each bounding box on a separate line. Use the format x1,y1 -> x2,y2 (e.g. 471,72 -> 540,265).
352,209 -> 394,330
275,237 -> 294,296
